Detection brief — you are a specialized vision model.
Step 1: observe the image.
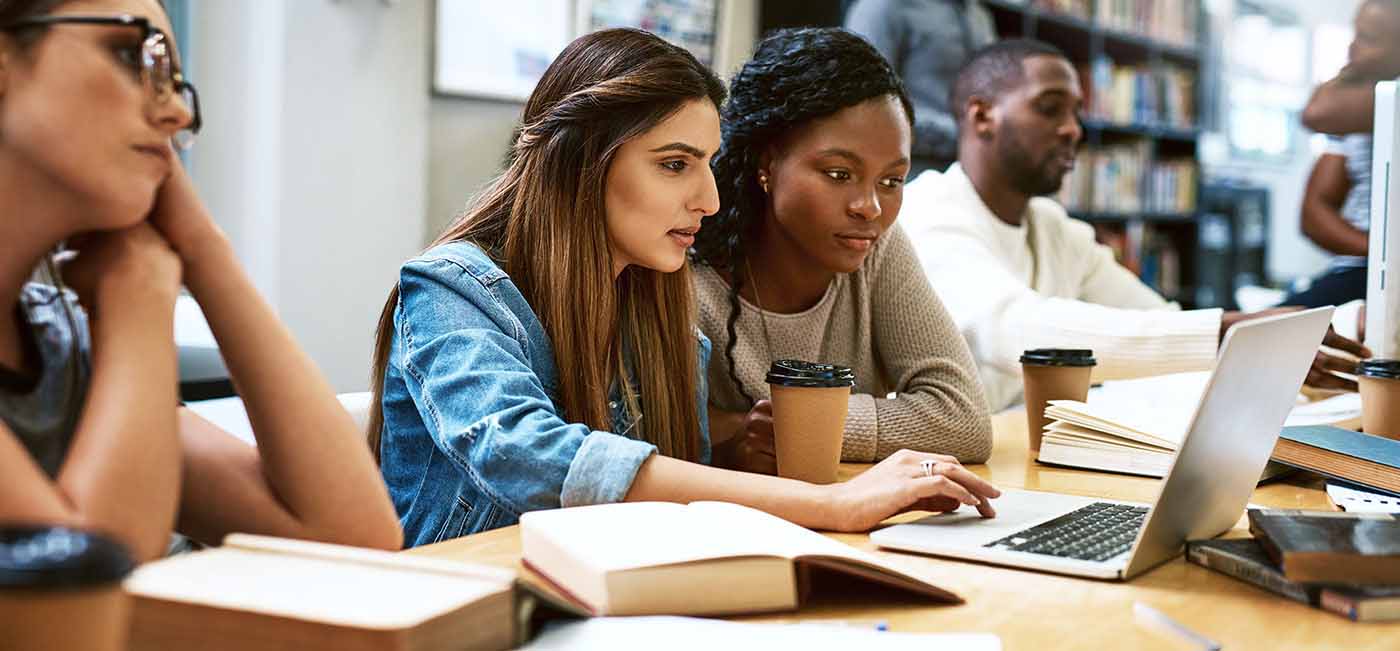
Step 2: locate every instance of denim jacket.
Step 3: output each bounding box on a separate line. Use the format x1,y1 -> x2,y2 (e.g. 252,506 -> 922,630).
379,241 -> 712,547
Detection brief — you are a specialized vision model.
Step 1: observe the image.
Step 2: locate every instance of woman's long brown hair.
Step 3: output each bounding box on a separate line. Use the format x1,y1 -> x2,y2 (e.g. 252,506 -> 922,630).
368,28 -> 725,463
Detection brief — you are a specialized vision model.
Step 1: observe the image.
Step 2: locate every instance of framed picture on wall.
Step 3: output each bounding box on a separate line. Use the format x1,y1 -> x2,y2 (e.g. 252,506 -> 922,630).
577,0 -> 720,66
433,0 -> 576,101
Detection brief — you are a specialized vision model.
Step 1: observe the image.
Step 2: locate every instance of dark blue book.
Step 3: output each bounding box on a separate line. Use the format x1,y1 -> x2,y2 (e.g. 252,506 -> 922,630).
1272,426 -> 1400,495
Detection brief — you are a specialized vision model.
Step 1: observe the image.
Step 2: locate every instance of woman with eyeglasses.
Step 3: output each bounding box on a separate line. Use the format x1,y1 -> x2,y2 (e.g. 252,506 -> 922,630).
0,0 -> 401,560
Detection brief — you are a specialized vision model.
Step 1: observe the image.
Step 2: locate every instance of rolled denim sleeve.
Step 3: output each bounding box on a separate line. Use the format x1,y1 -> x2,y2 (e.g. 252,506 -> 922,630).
396,258 -> 655,517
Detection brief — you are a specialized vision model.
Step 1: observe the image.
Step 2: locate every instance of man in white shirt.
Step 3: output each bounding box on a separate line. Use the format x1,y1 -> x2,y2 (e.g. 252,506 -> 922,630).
902,39 -> 1366,411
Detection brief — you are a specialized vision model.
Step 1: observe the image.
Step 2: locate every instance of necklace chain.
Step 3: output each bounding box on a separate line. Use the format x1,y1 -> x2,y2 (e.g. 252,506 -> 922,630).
743,260 -> 776,365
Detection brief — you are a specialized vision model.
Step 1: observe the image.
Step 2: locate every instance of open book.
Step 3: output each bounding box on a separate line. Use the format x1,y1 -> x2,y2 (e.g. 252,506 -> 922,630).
125,534 -> 563,651
520,501 -> 961,616
1037,372 -> 1362,477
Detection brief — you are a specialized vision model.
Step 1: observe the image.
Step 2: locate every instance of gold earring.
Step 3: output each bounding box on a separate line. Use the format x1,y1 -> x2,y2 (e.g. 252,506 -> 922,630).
758,173 -> 769,193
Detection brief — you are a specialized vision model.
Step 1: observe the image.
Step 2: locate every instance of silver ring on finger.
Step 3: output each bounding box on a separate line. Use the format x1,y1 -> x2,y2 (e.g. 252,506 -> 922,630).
920,459 -> 936,478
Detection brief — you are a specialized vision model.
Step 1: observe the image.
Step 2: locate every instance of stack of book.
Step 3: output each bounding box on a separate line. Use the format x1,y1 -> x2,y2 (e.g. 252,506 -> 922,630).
1187,510 -> 1400,622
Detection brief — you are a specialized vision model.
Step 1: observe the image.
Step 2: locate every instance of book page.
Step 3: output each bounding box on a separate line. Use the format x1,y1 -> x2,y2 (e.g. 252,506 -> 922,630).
521,502 -> 793,572
124,545 -> 510,629
1051,371 -> 1362,450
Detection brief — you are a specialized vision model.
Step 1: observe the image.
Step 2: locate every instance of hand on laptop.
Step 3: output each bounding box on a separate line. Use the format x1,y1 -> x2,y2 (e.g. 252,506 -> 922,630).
1222,308 -> 1370,392
819,451 -> 1001,532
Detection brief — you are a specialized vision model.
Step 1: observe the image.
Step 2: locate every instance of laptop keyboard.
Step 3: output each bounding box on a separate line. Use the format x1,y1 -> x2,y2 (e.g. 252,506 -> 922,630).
984,502 -> 1148,562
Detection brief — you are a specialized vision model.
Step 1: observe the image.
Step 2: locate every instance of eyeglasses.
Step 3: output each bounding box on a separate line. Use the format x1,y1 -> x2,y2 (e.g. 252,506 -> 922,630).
1,14 -> 202,150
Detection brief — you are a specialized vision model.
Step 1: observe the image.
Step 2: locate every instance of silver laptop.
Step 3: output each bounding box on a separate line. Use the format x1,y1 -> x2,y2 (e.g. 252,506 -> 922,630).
871,307 -> 1335,580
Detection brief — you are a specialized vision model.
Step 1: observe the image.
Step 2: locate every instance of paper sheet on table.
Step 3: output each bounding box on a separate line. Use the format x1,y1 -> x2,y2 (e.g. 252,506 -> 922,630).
520,617 -> 1001,650
1327,482 -> 1400,513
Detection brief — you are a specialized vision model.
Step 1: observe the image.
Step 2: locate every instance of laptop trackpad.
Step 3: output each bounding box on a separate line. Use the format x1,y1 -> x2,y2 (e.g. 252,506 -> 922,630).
889,489 -> 1102,544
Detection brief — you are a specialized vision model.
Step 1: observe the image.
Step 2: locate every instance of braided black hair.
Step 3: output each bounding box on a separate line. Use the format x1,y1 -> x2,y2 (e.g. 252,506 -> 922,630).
692,27 -> 913,405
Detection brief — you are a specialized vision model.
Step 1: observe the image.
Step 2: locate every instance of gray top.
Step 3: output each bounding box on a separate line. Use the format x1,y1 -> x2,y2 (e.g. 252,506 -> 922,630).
1330,134 -> 1372,269
0,283 -> 90,478
845,0 -> 996,170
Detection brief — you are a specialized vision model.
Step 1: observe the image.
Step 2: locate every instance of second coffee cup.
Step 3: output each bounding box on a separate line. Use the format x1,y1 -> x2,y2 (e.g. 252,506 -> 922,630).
1358,358 -> 1400,440
0,527 -> 136,651
1021,349 -> 1096,456
767,360 -> 855,484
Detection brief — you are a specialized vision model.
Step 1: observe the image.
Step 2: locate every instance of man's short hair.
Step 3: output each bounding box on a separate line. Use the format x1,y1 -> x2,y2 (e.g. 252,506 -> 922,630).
950,39 -> 1070,125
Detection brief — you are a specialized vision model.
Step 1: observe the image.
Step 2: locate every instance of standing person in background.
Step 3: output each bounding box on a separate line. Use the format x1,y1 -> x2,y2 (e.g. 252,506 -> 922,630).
845,0 -> 995,176
1285,0 -> 1400,308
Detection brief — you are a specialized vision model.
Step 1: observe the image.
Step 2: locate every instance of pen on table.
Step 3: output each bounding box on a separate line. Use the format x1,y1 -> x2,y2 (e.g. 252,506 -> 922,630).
1133,602 -> 1221,651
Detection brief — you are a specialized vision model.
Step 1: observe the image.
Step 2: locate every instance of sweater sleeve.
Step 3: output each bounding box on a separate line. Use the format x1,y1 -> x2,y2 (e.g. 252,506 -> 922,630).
842,226 -> 994,464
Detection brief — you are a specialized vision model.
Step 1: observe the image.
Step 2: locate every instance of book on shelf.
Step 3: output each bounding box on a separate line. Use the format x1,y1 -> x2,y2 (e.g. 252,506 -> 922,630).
124,533 -> 580,651
1083,57 -> 1196,128
1029,0 -> 1091,21
519,501 -> 961,617
1036,372 -> 1362,478
1058,147 -> 1197,216
1272,425 -> 1400,495
1096,0 -> 1199,47
1186,537 -> 1400,622
1247,509 -> 1400,585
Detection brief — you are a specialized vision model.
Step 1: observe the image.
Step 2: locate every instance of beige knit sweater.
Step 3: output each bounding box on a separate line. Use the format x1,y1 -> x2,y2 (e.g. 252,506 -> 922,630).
694,225 -> 994,463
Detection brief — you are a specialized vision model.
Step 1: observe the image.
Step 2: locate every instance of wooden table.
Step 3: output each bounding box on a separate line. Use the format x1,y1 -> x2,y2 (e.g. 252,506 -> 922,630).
408,410 -> 1399,650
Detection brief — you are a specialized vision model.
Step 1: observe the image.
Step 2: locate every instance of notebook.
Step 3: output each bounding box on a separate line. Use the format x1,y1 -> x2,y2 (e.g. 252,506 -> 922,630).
1036,372 -> 1362,477
519,501 -> 961,616
1247,509 -> 1400,585
125,534 -> 571,651
1272,425 -> 1400,495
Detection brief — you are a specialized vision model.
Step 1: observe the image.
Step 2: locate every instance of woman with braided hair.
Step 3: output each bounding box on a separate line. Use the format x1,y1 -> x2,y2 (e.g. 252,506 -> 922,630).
371,28 -> 1000,545
693,27 -> 994,476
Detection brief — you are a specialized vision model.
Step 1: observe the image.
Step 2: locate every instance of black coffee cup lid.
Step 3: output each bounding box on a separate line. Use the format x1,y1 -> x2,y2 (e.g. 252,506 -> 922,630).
1358,358 -> 1400,380
766,360 -> 855,388
0,527 -> 135,590
1020,349 -> 1096,367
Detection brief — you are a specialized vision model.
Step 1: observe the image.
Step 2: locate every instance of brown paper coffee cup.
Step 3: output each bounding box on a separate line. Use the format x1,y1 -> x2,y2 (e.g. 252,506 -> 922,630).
766,360 -> 855,484
0,585 -> 130,651
770,384 -> 850,484
0,527 -> 134,651
1021,349 -> 1096,455
1360,374 -> 1400,440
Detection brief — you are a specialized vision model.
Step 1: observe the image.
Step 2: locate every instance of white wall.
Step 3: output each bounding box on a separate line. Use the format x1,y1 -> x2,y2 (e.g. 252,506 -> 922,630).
189,0 -> 757,388
425,0 -> 760,239
190,0 -> 428,392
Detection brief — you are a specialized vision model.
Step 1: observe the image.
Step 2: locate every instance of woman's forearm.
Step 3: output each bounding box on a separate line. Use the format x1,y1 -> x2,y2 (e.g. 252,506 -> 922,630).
178,233 -> 401,549
624,454 -> 831,527
59,291 -> 181,561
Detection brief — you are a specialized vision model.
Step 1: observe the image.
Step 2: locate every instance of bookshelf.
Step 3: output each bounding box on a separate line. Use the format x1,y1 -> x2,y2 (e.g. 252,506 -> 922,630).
982,0 -> 1207,306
